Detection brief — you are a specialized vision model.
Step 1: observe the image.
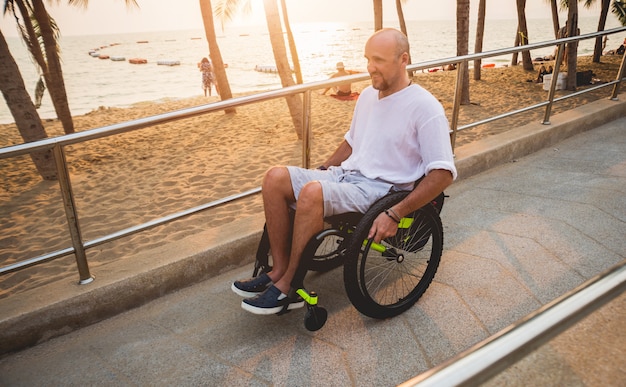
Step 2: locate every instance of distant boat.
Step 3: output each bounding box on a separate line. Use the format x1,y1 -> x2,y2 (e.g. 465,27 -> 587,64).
98,55 -> 110,60
157,60 -> 180,66
110,56 -> 126,62
136,40 -> 149,44
129,58 -> 148,64
255,65 -> 293,73
255,65 -> 278,73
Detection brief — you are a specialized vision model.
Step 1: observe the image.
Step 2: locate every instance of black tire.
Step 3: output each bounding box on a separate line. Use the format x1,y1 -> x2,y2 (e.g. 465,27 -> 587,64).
302,228 -> 347,272
255,223 -> 346,275
343,192 -> 443,319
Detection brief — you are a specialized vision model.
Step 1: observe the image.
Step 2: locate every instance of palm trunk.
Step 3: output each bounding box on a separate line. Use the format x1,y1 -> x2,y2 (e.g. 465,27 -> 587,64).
593,0 -> 610,63
566,3 -> 579,91
0,31 -> 56,180
456,0 -> 470,104
31,0 -> 74,134
199,0 -> 235,113
515,0 -> 534,71
550,0 -> 560,38
395,0 -> 413,77
280,0 -> 303,84
373,0 -> 383,31
263,0 -> 303,139
473,0 -> 486,81
512,28 -> 520,66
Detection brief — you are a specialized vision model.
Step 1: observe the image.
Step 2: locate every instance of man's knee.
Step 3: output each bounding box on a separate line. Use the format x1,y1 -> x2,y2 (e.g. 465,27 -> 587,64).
296,181 -> 323,210
263,166 -> 294,200
263,166 -> 289,187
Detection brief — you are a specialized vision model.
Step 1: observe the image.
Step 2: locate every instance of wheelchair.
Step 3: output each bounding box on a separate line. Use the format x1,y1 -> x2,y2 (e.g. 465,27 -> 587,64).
251,188 -> 446,331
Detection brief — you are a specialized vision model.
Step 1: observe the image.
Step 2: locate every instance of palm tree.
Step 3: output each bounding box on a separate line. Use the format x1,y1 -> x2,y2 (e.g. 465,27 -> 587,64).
263,0 -> 303,138
588,0 -> 612,62
566,0 -> 579,90
373,0 -> 382,31
547,0 -> 560,37
514,0 -> 534,71
280,0 -> 302,84
473,0 -> 486,81
613,0 -> 626,25
0,29 -> 56,180
199,0 -> 235,113
456,0 -> 470,104
395,0 -> 414,77
5,0 -> 74,134
5,0 -> 139,135
31,0 -> 75,133
214,0 -> 303,138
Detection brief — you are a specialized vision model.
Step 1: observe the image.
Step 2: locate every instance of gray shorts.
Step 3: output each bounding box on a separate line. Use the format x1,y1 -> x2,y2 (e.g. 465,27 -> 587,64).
286,166 -> 408,217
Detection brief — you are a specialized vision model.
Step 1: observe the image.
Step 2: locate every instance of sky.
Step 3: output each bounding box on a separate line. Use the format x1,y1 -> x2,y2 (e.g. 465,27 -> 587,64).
0,0 -> 610,37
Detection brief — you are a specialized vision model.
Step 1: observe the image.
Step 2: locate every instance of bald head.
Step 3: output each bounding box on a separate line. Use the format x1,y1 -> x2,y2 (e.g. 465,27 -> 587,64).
368,28 -> 410,58
364,28 -> 411,97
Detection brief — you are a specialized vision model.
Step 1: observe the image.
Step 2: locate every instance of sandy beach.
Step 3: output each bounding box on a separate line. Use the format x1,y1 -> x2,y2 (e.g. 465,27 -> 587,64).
1,55 -> 623,298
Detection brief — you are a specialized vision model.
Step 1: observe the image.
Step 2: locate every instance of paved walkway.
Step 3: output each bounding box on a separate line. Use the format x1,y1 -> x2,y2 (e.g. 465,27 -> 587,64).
0,112 -> 624,385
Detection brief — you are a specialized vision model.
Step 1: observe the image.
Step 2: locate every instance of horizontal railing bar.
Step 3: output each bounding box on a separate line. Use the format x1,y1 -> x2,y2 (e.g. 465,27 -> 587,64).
457,73 -> 625,133
457,101 -> 550,132
84,187 -> 262,249
401,259 -> 626,387
0,247 -> 75,275
2,27 -> 624,160
0,187 -> 262,276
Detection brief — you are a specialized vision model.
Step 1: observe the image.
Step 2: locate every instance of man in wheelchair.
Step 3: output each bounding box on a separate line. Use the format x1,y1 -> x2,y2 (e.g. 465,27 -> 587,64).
232,28 -> 457,315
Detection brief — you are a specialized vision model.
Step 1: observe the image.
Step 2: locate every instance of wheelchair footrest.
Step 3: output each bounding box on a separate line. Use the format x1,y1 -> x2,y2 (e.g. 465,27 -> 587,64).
296,289 -> 319,306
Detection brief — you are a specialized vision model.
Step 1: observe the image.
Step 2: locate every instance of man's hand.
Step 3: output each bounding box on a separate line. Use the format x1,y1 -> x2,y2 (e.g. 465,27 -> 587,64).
367,212 -> 399,243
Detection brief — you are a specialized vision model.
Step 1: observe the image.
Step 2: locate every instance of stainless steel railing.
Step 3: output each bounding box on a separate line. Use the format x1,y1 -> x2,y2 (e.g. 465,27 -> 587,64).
1,26 -> 625,283
400,259 -> 626,387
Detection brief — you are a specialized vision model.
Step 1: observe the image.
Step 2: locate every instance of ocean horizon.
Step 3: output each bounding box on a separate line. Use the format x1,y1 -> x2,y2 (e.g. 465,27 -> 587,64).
1,17 -> 623,125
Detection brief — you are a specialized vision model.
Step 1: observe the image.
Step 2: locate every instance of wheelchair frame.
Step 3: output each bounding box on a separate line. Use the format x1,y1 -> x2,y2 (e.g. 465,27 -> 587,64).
252,190 -> 445,331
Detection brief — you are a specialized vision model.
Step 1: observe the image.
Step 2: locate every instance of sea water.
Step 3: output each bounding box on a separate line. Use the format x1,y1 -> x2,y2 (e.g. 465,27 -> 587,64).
1,17 -> 622,124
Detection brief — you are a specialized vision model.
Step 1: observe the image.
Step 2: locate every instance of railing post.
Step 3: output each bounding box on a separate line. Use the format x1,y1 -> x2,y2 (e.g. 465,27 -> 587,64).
52,145 -> 94,284
302,90 -> 312,169
609,49 -> 626,100
542,43 -> 566,125
450,61 -> 467,151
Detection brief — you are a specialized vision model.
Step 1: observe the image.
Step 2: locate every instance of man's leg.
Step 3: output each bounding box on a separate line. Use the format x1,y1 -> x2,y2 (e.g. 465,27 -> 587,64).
273,181 -> 324,294
239,172 -> 325,314
261,166 -> 297,281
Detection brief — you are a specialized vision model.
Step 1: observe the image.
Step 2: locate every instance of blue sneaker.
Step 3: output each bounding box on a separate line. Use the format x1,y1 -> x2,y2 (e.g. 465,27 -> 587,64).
231,273 -> 272,297
241,285 -> 304,315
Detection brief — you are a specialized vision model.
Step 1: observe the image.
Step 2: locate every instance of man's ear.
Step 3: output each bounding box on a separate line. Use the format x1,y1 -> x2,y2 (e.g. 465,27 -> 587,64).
400,51 -> 410,66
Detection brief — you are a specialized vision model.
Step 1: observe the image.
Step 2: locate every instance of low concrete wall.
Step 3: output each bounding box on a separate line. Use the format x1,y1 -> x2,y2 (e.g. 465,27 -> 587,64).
454,94 -> 626,179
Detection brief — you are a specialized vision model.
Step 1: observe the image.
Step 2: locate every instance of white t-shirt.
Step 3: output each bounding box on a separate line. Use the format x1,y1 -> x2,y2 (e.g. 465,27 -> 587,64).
341,84 -> 457,186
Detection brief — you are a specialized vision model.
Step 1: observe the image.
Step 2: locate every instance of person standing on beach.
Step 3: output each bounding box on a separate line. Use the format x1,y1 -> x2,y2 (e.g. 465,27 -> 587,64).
231,28 -> 457,314
198,57 -> 218,97
321,61 -> 353,96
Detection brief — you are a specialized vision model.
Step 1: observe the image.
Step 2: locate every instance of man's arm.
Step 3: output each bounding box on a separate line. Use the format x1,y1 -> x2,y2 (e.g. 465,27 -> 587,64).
319,140 -> 352,169
368,169 -> 454,243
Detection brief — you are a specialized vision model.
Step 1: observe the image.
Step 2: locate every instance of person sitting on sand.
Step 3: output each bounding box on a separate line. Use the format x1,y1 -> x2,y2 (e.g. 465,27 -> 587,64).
231,28 -> 456,315
617,38 -> 626,55
322,62 -> 353,96
536,65 -> 549,83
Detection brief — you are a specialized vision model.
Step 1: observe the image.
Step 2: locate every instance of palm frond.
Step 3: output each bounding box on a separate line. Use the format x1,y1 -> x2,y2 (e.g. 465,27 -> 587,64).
213,0 -> 252,30
67,0 -> 139,9
612,0 -> 626,25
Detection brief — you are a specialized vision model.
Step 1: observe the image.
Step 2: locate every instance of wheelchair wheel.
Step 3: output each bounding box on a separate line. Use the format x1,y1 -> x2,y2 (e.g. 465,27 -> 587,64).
302,228 -> 347,272
343,192 -> 443,319
254,223 -> 346,276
